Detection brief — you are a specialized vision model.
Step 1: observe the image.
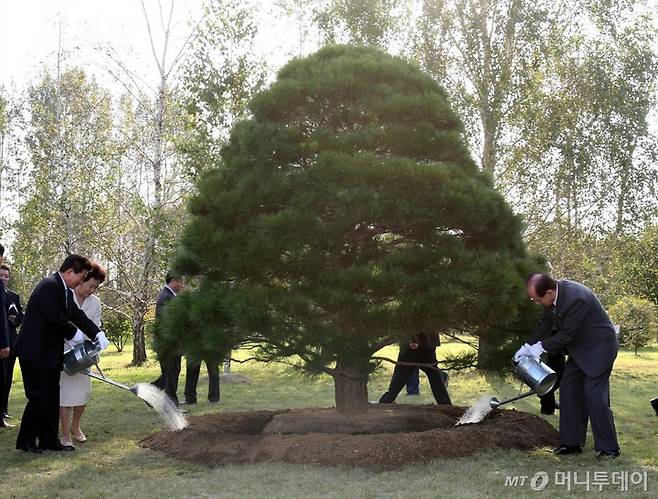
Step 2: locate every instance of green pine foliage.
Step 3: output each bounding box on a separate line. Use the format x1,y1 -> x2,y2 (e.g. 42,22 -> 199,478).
164,45 -> 535,401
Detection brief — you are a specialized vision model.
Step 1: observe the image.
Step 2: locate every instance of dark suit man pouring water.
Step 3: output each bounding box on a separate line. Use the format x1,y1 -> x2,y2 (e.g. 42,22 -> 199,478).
515,273 -> 620,459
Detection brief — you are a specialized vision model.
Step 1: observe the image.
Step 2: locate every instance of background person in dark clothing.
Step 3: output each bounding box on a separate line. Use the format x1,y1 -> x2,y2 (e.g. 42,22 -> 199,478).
151,271 -> 185,406
0,263 -> 23,422
184,359 -> 220,405
14,254 -> 110,453
538,353 -> 565,414
379,332 -> 451,405
0,245 -> 11,429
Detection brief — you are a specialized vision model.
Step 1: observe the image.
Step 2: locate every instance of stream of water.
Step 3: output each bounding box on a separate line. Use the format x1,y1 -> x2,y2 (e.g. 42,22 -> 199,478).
456,394 -> 495,425
132,383 -> 188,431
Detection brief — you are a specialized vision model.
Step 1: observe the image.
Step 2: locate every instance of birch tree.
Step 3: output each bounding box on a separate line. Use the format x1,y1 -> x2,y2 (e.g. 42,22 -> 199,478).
101,0 -> 200,364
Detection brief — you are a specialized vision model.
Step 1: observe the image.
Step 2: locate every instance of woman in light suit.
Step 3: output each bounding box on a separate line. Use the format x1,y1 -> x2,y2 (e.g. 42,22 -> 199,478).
59,262 -> 107,448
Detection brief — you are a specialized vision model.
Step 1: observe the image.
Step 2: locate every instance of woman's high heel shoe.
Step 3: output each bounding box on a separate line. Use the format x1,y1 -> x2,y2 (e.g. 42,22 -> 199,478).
73,431 -> 87,443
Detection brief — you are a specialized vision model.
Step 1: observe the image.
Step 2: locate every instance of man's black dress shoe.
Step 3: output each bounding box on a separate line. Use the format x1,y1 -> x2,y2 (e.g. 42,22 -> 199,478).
541,407 -> 555,415
3,412 -> 13,419
553,445 -> 583,455
651,398 -> 658,417
39,442 -> 75,451
596,449 -> 621,459
17,443 -> 43,454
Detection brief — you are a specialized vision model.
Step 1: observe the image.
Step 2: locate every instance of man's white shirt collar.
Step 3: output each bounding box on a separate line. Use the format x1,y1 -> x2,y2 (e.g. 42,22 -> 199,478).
57,272 -> 68,291
553,283 -> 559,307
165,285 -> 176,296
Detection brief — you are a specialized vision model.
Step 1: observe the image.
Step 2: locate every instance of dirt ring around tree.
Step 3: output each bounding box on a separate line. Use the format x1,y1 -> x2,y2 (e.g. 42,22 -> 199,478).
140,404 -> 559,470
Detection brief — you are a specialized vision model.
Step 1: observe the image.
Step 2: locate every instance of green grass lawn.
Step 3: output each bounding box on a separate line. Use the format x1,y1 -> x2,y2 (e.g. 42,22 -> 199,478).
0,341 -> 656,498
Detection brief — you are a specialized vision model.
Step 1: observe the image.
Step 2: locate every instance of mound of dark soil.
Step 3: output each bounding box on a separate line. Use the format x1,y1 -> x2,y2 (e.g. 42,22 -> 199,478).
141,404 -> 558,470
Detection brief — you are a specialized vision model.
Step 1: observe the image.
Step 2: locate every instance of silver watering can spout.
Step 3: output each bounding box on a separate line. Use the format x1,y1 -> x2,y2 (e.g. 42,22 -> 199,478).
489,357 -> 558,409
489,390 -> 535,409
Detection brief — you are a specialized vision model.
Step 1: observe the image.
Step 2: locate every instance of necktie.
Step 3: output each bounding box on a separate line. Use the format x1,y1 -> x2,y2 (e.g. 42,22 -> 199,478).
550,304 -> 557,332
66,288 -> 74,309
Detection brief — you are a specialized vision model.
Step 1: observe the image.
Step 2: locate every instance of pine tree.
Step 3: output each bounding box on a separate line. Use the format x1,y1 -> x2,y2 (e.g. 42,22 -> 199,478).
164,45 -> 534,411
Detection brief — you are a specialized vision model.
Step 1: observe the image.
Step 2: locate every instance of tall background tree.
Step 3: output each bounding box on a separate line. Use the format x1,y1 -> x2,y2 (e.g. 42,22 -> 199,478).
178,0 -> 267,180
98,0 -> 200,364
0,88 -> 24,239
12,60 -> 119,285
502,0 -> 658,238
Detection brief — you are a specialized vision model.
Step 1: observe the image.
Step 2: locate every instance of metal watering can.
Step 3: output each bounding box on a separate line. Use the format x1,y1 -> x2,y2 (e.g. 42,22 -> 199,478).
63,340 -> 141,397
63,340 -> 102,375
489,356 -> 557,409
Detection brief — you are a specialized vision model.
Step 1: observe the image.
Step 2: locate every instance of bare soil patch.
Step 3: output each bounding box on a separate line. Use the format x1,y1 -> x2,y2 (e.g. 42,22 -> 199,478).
141,404 -> 558,470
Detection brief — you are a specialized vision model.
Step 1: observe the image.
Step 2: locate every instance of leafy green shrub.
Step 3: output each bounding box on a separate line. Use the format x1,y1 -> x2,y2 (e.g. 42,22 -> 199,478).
609,296 -> 656,355
103,311 -> 132,353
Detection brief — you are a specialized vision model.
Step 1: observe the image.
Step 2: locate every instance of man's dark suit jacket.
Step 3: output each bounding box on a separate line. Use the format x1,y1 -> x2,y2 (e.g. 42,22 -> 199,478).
4,287 -> 24,347
0,281 -> 8,350
14,272 -> 101,370
398,332 -> 440,361
530,280 -> 618,378
155,286 -> 175,319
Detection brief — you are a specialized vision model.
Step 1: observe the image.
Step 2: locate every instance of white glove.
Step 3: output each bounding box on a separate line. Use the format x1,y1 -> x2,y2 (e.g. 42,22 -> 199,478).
526,341 -> 545,359
513,344 -> 531,362
70,330 -> 86,345
514,342 -> 545,362
96,331 -> 110,350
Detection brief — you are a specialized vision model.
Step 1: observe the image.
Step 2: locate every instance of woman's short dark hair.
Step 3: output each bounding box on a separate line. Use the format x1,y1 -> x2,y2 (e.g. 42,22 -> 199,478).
526,272 -> 557,297
84,261 -> 107,283
59,254 -> 92,274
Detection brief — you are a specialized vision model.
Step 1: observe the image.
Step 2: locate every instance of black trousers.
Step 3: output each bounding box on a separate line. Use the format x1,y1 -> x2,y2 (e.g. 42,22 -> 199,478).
184,361 -> 220,403
559,358 -> 619,452
152,355 -> 182,405
151,359 -> 166,389
379,349 -> 451,405
1,350 -> 17,414
16,358 -> 61,448
539,352 -> 565,412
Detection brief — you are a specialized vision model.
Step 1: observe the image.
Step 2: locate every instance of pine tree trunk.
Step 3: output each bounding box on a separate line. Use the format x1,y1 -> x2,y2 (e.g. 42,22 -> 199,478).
333,361 -> 369,412
477,334 -> 498,371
